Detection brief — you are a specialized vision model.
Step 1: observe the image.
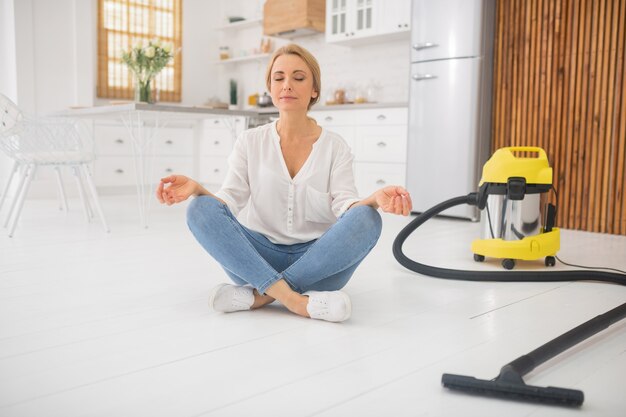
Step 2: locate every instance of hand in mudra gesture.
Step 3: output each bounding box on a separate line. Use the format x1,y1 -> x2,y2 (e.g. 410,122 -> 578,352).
156,175 -> 199,205
373,186 -> 413,216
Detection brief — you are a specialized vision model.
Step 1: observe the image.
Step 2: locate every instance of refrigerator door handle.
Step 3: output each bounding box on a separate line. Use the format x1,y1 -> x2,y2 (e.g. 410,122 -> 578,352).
412,74 -> 437,81
412,42 -> 438,50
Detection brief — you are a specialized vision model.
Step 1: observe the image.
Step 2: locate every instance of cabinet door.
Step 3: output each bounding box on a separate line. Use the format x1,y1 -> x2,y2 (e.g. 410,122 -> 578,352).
310,110 -> 356,126
355,107 -> 408,126
355,125 -> 407,163
411,0 -> 486,62
351,0 -> 376,37
354,162 -> 406,198
95,125 -> 132,156
93,157 -> 136,186
199,156 -> 229,185
153,128 -> 194,156
377,0 -> 410,35
153,156 -> 194,179
326,0 -> 350,42
326,0 -> 376,42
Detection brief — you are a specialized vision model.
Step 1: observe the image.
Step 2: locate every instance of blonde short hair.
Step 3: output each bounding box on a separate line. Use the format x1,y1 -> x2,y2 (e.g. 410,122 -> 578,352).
265,44 -> 321,110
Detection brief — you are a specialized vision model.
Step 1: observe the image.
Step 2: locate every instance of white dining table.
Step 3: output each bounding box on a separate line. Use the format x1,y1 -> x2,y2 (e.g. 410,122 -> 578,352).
55,103 -> 277,228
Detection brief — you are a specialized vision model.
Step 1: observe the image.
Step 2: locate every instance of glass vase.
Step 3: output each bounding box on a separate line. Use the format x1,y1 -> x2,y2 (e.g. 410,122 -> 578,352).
134,76 -> 157,104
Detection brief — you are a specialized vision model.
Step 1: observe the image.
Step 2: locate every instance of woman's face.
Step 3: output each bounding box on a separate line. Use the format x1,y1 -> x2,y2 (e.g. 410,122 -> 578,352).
269,54 -> 318,112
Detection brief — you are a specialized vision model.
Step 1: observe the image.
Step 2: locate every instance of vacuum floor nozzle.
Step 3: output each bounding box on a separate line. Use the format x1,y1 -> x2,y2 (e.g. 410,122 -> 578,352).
441,373 -> 584,406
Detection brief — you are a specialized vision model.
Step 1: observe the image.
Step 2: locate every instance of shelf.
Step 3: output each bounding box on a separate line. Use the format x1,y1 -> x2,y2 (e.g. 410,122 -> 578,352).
214,53 -> 271,65
216,18 -> 263,31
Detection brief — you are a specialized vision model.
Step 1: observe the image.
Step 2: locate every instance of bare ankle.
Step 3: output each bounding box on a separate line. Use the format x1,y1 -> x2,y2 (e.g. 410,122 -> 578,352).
251,289 -> 275,309
264,279 -> 310,317
285,293 -> 310,317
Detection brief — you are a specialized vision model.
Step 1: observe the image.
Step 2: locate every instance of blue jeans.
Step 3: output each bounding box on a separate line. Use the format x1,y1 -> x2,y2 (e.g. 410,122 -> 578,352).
186,196 -> 382,295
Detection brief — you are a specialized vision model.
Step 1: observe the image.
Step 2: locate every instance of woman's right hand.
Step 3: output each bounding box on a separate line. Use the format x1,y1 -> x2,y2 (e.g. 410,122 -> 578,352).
156,175 -> 199,205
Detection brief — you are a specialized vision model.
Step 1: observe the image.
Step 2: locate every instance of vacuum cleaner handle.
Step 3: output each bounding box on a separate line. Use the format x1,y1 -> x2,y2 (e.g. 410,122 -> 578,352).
506,146 -> 548,160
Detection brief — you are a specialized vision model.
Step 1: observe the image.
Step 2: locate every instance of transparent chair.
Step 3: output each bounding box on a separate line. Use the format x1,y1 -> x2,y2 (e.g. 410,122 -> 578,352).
0,93 -> 109,237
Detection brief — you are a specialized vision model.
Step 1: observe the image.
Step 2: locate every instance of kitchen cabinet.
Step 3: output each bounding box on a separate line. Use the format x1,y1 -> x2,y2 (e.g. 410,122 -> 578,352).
93,123 -> 194,188
326,0 -> 376,42
326,0 -> 410,45
377,0 -> 411,36
198,117 -> 246,191
309,107 -> 407,198
263,0 -> 326,38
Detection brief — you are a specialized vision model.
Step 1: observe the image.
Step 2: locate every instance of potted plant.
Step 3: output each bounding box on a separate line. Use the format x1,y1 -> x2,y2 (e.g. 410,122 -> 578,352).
122,39 -> 176,103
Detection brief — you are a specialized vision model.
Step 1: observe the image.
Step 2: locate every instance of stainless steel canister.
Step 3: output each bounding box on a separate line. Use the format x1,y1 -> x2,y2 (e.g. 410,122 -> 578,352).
481,193 -> 544,241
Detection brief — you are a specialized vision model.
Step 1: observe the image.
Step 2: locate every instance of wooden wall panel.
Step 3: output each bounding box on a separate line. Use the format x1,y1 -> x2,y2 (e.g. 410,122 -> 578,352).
493,0 -> 626,234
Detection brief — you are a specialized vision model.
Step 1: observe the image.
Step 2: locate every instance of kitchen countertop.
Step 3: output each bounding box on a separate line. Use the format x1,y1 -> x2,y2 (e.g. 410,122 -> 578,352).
53,103 -> 279,119
52,102 -> 407,120
309,102 -> 408,111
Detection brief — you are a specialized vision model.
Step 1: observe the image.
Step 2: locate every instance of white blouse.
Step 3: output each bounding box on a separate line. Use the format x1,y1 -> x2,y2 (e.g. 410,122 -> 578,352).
214,120 -> 361,245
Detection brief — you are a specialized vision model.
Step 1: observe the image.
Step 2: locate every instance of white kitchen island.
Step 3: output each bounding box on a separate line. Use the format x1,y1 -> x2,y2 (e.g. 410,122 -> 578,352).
56,103 -> 277,229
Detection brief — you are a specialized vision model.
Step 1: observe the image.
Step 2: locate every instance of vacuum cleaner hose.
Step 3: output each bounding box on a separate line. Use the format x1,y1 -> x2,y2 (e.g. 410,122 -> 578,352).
392,193 -> 626,286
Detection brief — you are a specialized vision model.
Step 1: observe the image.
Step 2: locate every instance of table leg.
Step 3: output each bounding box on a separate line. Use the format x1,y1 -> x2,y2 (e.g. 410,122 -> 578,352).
121,111 -> 167,228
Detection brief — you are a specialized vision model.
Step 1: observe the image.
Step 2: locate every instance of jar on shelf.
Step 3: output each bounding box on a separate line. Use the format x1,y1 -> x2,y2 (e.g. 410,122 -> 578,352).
219,46 -> 230,60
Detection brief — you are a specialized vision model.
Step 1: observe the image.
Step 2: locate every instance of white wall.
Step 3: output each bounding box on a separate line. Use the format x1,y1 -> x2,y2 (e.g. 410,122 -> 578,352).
181,0 -> 220,105
10,0 -> 220,113
0,0 -> 18,189
0,0 -> 17,101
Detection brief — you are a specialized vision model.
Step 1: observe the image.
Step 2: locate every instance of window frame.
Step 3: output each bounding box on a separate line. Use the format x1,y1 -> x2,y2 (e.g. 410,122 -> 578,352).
96,0 -> 183,102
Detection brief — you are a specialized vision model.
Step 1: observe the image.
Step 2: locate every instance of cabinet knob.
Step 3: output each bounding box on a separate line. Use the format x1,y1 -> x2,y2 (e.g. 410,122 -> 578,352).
214,140 -> 220,145
324,116 -> 333,122
213,120 -> 220,124
377,114 -> 386,121
377,141 -> 387,148
213,168 -> 220,173
115,169 -> 124,174
115,138 -> 124,144
376,179 -> 386,185
165,168 -> 173,173
165,140 -> 173,145
397,24 -> 402,28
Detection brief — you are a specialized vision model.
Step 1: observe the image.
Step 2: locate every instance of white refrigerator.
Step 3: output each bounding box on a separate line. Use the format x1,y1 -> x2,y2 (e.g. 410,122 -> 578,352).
406,0 -> 496,220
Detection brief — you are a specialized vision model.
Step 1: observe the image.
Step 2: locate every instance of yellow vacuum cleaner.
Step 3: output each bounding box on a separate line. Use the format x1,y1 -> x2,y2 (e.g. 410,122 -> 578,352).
471,147 -> 560,270
393,146 -> 626,407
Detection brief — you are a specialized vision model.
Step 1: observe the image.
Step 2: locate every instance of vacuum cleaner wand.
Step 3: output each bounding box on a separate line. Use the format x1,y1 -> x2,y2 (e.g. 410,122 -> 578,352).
442,301 -> 626,406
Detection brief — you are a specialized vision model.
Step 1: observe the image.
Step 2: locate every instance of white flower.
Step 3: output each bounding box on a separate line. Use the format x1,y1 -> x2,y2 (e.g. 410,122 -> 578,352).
163,43 -> 172,53
145,46 -> 156,58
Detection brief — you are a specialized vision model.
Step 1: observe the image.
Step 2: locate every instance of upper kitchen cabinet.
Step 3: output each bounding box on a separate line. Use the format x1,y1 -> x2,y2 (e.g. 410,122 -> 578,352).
326,0 -> 410,46
263,0 -> 326,38
377,0 -> 411,35
326,0 -> 376,42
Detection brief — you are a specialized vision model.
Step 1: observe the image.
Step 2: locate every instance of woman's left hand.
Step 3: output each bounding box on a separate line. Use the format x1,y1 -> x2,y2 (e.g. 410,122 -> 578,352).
374,186 -> 413,216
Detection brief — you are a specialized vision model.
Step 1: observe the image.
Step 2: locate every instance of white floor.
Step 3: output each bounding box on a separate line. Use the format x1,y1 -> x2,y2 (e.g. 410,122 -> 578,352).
1,195 -> 625,417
